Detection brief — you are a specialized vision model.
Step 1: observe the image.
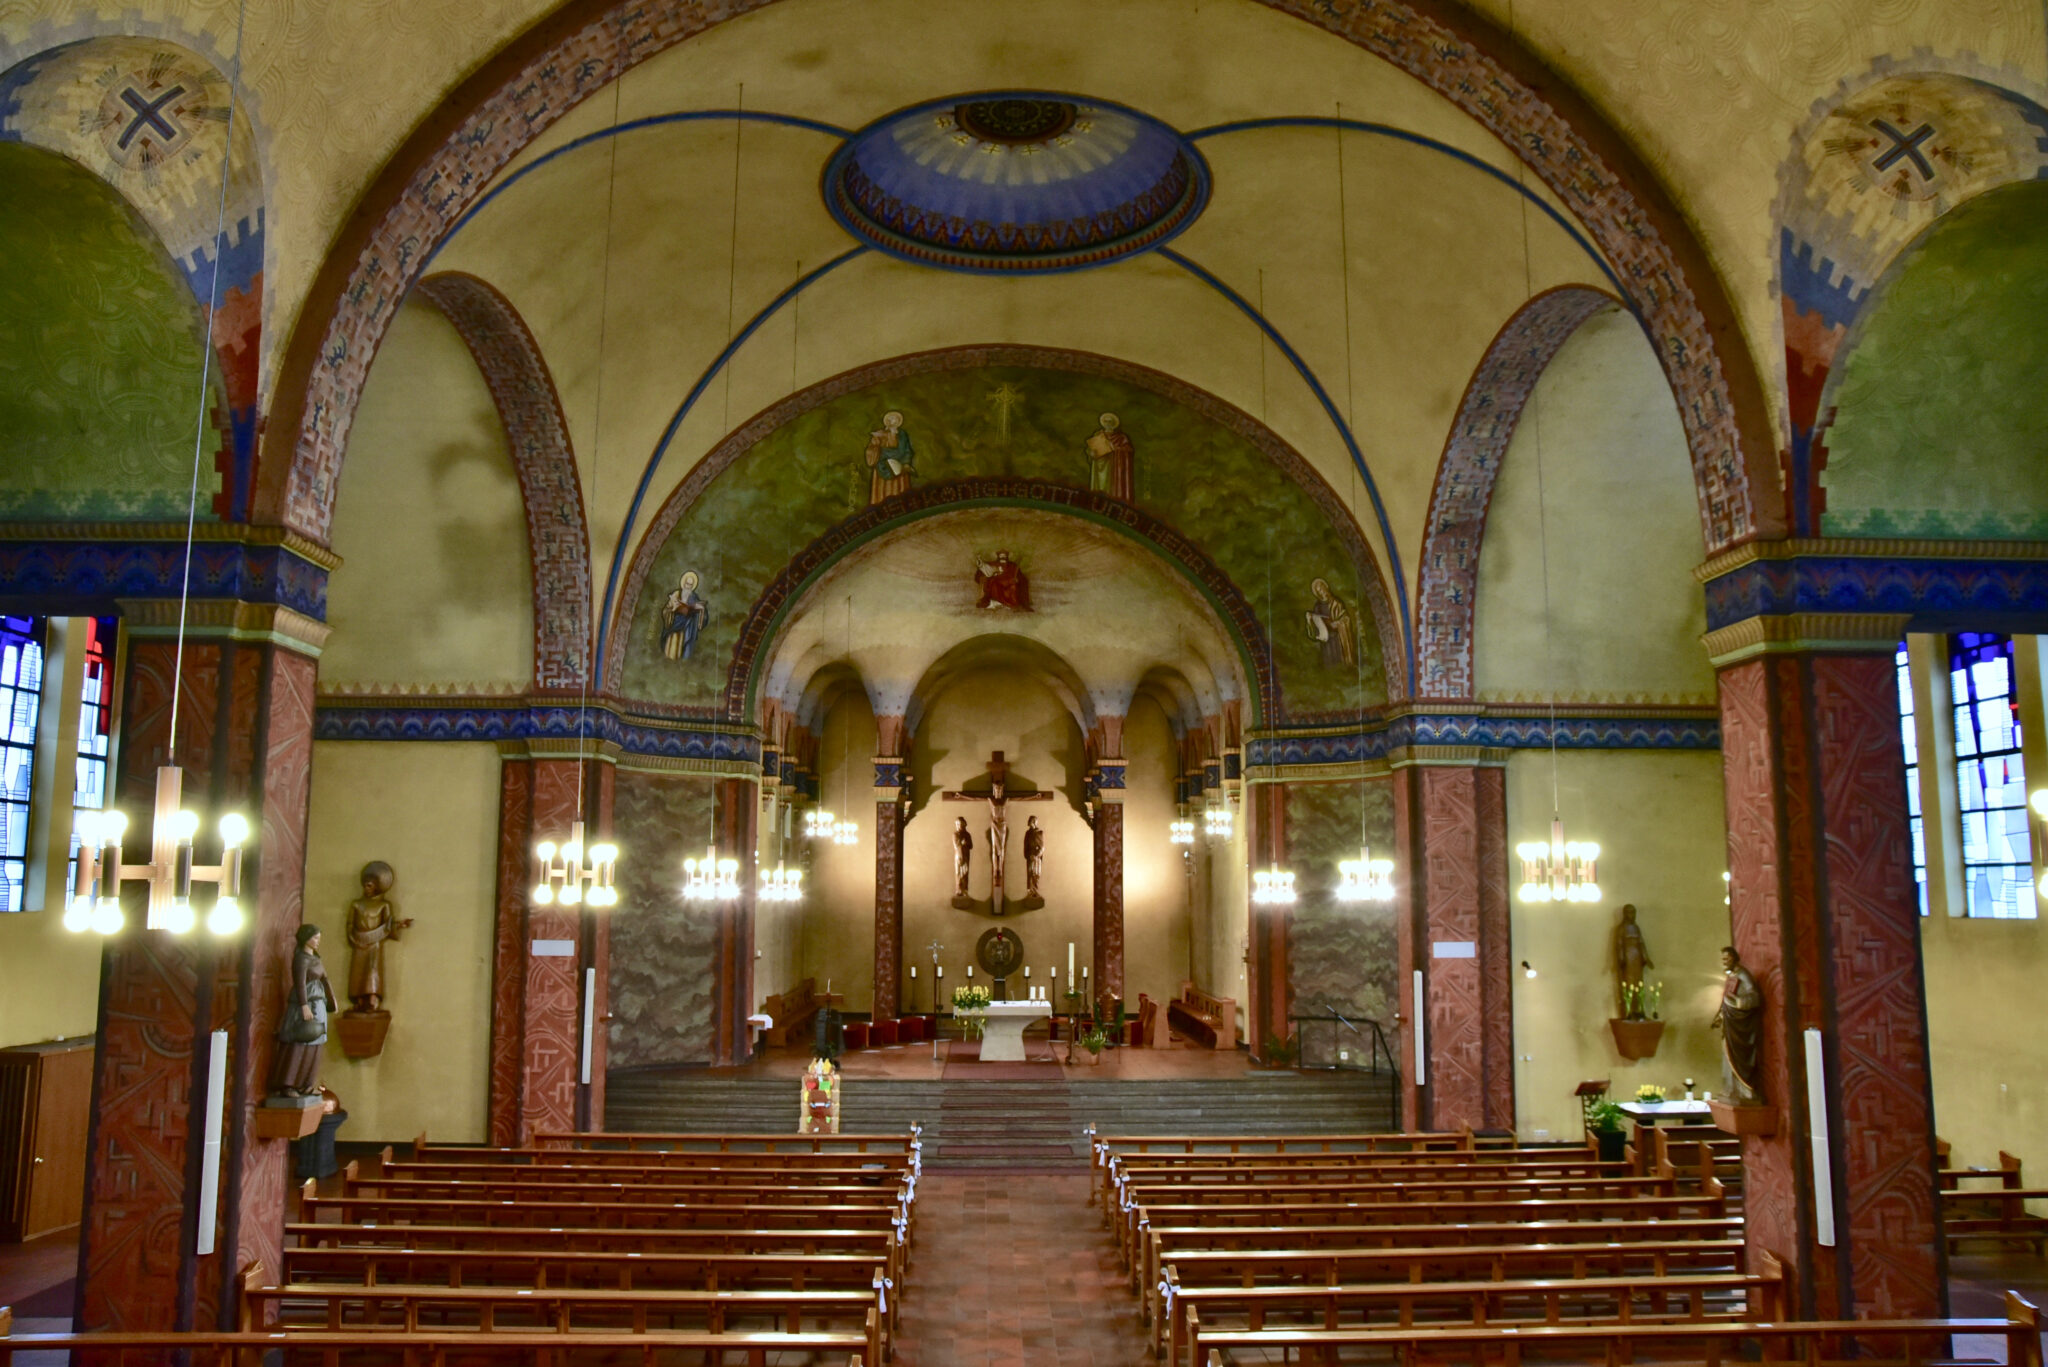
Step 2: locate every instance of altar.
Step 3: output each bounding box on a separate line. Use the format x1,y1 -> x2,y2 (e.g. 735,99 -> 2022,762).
961,1000 -> 1052,1062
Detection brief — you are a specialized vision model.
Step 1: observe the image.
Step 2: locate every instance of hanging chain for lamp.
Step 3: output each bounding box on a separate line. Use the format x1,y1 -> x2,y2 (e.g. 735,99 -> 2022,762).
759,261 -> 806,906
70,0 -> 252,937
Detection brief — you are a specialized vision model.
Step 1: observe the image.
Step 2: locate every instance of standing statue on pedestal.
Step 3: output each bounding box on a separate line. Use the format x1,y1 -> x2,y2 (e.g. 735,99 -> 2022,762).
1019,815 -> 1046,910
951,818 -> 975,909
1613,904 -> 1654,1018
271,924 -> 336,1098
1713,945 -> 1764,1105
346,861 -> 412,1014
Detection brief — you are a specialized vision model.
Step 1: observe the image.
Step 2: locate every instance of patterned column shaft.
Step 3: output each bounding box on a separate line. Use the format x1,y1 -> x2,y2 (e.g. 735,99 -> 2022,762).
77,633 -> 316,1332
710,778 -> 757,1066
489,758 -> 584,1144
1391,767 -> 1424,1131
873,799 -> 903,1023
1092,800 -> 1125,1005
1719,652 -> 1942,1319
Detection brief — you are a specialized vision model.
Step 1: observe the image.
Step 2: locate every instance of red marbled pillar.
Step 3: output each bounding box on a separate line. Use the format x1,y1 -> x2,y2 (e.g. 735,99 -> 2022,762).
872,799 -> 903,1024
1390,764 -> 1513,1134
1092,797 -> 1125,1008
709,778 -> 757,1066
1718,652 -> 1942,1319
488,756 -> 585,1144
75,633 -> 317,1333
1246,783 -> 1290,1055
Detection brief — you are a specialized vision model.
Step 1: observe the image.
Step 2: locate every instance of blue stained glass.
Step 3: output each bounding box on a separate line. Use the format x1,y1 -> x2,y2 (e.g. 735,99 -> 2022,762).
1949,633 -> 2034,919
1898,643 -> 1929,917
0,617 -> 42,914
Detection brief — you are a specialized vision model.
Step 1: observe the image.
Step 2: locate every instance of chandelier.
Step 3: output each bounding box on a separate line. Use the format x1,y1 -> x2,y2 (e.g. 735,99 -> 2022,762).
1516,816 -> 1600,903
67,769 -> 249,936
1169,816 -> 1195,845
1204,804 -> 1234,840
804,806 -> 836,839
683,844 -> 741,901
1251,865 -> 1296,905
532,819 -> 618,907
759,861 -> 803,902
1336,849 -> 1394,902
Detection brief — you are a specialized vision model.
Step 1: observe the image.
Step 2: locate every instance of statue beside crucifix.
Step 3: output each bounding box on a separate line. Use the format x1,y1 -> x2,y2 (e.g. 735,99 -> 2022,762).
942,750 -> 1054,913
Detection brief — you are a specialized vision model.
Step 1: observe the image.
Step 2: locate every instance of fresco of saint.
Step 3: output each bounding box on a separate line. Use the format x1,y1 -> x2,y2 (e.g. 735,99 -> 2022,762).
1085,412 -> 1135,501
661,570 -> 710,661
975,550 -> 1031,611
865,410 -> 915,504
1305,577 -> 1355,667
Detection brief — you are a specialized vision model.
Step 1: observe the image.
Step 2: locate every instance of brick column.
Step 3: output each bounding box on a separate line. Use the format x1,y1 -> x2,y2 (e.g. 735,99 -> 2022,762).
1390,760 -> 1513,1134
1716,644 -> 1942,1318
76,608 -> 323,1333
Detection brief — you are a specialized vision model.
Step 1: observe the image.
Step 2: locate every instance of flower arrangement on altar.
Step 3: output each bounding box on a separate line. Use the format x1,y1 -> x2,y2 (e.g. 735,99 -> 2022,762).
952,983 -> 992,1039
1635,1083 -> 1666,1103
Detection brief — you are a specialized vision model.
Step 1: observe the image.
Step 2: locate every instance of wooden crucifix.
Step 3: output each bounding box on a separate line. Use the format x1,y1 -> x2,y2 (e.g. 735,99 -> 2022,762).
941,751 -> 1054,914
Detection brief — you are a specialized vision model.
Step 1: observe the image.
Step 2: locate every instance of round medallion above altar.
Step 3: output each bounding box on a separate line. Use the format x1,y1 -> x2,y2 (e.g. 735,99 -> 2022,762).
823,91 -> 1211,274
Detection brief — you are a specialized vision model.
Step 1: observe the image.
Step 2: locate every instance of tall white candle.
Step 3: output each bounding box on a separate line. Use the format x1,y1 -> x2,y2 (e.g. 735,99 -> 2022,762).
909,966 -> 917,979
936,966 -> 943,980
1068,942 -> 1075,982
1024,966 -> 1031,978
966,966 -> 973,979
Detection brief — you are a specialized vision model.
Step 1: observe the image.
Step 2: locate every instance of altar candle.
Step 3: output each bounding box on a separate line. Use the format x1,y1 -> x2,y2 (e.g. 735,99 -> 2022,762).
1068,942 -> 1075,983
909,966 -> 917,979
966,966 -> 973,979
936,966 -> 943,980
1023,966 -> 1031,979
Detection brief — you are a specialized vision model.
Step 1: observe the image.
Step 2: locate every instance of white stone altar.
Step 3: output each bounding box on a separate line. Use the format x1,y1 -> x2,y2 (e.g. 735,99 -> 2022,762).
961,1000 -> 1052,1062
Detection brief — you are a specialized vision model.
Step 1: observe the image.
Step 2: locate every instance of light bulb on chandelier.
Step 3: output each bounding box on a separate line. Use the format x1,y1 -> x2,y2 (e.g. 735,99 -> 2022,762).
1169,816 -> 1195,846
804,807 -> 836,840
759,862 -> 804,903
532,820 -> 620,908
1516,816 -> 1600,904
1204,805 -> 1234,840
1336,850 -> 1394,903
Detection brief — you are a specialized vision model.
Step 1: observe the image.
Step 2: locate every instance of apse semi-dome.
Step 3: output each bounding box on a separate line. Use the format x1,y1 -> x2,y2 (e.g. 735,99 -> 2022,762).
824,93 -> 1210,273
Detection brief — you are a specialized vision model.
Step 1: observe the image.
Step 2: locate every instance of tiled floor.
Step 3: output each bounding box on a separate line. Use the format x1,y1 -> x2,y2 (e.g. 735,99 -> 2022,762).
891,1172 -> 1150,1367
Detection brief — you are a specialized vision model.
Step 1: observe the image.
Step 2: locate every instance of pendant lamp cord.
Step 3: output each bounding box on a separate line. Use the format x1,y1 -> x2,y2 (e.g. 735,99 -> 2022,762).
169,0 -> 250,765
1335,103 -> 1370,850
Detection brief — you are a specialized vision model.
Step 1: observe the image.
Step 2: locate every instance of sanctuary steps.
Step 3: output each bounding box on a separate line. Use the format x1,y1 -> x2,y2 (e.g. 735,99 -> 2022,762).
606,1070 -> 1395,1171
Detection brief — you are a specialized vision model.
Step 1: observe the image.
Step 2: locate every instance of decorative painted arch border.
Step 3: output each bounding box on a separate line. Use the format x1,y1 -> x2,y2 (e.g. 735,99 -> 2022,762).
712,477 -> 1277,728
1415,286 -> 1616,699
260,0 -> 1780,557
414,272 -> 592,691
602,343 -> 1403,706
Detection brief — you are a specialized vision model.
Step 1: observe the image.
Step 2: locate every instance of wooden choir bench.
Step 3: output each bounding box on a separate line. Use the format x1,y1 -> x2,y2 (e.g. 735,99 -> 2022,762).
758,977 -> 821,1048
1167,981 -> 1238,1050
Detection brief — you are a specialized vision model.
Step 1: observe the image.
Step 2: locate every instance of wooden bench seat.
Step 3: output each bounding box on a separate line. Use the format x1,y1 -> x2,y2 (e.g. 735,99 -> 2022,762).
1188,1294 -> 2042,1367
346,1171 -> 910,1209
1162,1265 -> 1782,1367
0,1323 -> 873,1366
1165,981 -> 1238,1050
283,1243 -> 892,1297
244,1281 -> 883,1365
533,1130 -> 917,1157
1940,1187 -> 2048,1253
388,1152 -> 911,1187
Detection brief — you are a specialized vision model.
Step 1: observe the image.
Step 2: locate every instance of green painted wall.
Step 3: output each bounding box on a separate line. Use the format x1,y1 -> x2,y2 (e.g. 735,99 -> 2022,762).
622,364 -> 1381,714
0,143 -> 222,521
1824,180 -> 2048,540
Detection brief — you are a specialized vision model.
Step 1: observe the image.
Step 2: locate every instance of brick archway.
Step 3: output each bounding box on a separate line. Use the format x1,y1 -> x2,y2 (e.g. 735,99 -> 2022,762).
414,272 -> 592,691
258,0 -> 1781,559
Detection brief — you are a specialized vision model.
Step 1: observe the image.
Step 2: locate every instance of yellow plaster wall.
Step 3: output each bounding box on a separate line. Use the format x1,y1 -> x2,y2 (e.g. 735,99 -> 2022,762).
753,794 -> 804,1008
803,696 -> 878,1008
0,906 -> 103,1048
324,298 -> 533,691
1507,748 -> 1729,1142
1923,914 -> 2048,1182
1474,306 -> 1713,703
304,741 -> 500,1143
1117,695 -> 1193,1013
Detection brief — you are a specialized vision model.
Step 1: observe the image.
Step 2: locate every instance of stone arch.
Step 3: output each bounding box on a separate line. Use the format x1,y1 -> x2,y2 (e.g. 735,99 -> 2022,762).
717,478 -> 1273,729
605,343 -> 1401,706
1774,65 -> 2048,533
259,0 -> 1780,558
0,35 -> 267,518
1414,286 -> 1617,700
413,272 -> 592,691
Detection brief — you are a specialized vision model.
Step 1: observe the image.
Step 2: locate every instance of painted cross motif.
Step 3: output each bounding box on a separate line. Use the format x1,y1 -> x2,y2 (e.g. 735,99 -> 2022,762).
117,84 -> 187,150
985,382 -> 1024,436
1870,119 -> 1937,181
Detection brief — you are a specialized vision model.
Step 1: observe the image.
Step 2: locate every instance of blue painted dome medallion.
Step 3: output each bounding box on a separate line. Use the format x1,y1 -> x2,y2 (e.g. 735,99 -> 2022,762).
824,92 -> 1210,273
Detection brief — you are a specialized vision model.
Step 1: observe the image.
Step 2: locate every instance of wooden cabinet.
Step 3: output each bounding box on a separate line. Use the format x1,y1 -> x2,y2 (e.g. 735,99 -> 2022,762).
0,1037 -> 94,1242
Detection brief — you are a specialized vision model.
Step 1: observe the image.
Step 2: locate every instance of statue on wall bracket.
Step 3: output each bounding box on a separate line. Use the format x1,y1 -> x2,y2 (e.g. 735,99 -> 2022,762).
942,750 -> 1053,914
337,861 -> 411,1060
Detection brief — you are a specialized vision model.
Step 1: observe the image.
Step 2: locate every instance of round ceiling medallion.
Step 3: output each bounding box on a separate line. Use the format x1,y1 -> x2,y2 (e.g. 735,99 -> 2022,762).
823,91 -> 1210,274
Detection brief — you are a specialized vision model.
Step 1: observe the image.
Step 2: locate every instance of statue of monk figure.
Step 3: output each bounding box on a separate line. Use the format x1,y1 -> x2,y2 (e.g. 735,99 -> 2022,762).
1712,945 -> 1763,1105
1613,904 -> 1653,1018
952,818 -> 974,901
346,862 -> 412,1014
1023,816 -> 1045,900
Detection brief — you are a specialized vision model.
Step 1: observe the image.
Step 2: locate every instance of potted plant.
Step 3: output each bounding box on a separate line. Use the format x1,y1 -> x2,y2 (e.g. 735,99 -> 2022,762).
1254,1031 -> 1300,1070
1078,1025 -> 1109,1065
1585,1098 -> 1627,1163
1608,981 -> 1665,1060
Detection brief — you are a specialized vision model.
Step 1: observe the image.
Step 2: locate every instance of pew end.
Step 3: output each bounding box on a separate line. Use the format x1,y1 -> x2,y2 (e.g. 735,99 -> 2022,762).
2008,1291 -> 2042,1367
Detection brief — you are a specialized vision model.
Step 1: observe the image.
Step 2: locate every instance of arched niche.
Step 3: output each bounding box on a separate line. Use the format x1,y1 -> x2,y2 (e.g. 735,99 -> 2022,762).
1821,178 -> 2048,541
0,140 -> 221,520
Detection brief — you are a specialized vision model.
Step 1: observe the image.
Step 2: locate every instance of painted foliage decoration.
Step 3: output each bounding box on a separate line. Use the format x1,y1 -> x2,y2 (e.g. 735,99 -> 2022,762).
622,364 -> 1379,714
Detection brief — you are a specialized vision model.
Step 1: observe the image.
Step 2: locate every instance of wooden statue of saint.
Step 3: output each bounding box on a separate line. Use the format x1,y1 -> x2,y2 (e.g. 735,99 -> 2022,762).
1022,816 -> 1045,905
942,751 -> 1053,914
346,861 -> 413,1015
1712,945 -> 1763,1105
1613,904 -> 1653,1019
951,818 -> 974,908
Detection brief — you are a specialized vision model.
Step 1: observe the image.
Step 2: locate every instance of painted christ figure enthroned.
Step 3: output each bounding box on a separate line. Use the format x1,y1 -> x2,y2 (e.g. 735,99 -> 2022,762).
942,750 -> 1053,914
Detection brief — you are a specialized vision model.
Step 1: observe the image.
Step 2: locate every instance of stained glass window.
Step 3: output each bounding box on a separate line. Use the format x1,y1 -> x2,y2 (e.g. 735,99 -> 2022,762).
1,617 -> 46,913
1951,632 -> 2035,919
66,617 -> 116,898
1897,643 -> 1929,917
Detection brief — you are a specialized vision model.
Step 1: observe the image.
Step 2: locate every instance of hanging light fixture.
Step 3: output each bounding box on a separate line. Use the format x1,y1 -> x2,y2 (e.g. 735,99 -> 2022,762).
831,598 -> 860,848
1169,816 -> 1196,845
1336,851 -> 1394,903
1204,804 -> 1234,840
69,5 -> 252,938
804,805 -> 836,840
1252,866 -> 1297,905
684,844 -> 741,901
1502,62 -> 1602,906
759,761 -> 804,904
529,29 -> 635,909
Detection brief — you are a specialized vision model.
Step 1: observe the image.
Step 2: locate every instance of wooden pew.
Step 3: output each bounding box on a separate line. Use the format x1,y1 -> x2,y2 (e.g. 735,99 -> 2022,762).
1147,1236 -> 1748,1351
1162,1261 -> 1782,1367
344,1167 -> 909,1210
387,1152 -> 910,1188
0,1323 -> 873,1366
1100,1146 -> 1618,1216
1166,981 -> 1237,1050
1941,1149 -> 2025,1191
299,1190 -> 906,1244
1941,1187 -> 2048,1254
533,1129 -> 917,1157
760,976 -> 821,1047
1187,1291 -> 2043,1367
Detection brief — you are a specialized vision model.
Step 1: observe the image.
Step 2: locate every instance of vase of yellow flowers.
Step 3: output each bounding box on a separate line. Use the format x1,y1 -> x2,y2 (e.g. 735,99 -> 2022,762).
951,984 -> 992,1041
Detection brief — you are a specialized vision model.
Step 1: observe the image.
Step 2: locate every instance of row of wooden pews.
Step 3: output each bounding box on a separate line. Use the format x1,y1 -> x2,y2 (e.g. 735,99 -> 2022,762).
1091,1127 -> 2043,1367
2,1126 -> 921,1365
1939,1140 -> 2048,1255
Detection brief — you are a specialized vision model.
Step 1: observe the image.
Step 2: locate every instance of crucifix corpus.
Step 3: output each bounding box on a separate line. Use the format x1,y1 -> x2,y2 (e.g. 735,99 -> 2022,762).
942,750 -> 1053,914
